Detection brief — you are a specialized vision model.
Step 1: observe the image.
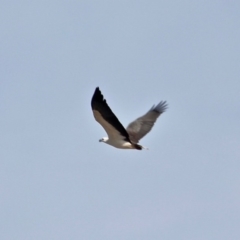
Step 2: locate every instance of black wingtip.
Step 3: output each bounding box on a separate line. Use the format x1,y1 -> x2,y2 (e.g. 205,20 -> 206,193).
94,86 -> 100,94
91,87 -> 104,109
151,101 -> 168,114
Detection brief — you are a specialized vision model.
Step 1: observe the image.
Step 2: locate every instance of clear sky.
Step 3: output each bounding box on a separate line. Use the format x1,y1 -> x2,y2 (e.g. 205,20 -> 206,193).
1,1 -> 240,240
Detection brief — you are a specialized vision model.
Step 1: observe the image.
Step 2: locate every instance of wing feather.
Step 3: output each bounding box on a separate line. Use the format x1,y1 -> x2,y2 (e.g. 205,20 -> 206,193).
126,101 -> 168,143
91,87 -> 131,142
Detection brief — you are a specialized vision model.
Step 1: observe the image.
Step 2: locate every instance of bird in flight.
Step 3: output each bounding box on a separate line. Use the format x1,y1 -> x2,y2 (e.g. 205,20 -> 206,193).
91,87 -> 168,150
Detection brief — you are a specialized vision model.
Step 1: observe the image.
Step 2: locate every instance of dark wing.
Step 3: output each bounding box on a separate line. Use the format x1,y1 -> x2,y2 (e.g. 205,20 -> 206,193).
126,101 -> 168,143
91,87 -> 131,142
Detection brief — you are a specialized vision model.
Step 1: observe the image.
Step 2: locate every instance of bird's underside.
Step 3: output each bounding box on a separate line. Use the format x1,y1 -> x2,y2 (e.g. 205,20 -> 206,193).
91,87 -> 168,150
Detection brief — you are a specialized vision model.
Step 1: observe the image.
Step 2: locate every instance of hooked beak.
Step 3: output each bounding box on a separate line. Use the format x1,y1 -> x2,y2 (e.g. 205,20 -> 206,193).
99,139 -> 103,142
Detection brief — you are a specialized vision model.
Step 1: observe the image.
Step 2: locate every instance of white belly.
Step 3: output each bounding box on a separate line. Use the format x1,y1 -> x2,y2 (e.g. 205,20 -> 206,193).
106,139 -> 135,149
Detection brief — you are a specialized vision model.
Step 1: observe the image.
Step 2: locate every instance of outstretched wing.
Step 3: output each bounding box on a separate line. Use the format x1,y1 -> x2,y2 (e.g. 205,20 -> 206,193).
91,87 -> 131,142
126,101 -> 168,143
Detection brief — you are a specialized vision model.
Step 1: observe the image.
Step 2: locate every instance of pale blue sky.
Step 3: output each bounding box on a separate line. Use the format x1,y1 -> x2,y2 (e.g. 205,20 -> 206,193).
1,1 -> 240,240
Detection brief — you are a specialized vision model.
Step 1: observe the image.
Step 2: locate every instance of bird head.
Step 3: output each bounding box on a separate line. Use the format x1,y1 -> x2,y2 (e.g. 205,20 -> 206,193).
99,137 -> 108,143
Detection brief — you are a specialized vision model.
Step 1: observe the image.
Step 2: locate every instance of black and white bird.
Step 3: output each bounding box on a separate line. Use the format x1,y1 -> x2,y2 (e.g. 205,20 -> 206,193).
91,87 -> 168,150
